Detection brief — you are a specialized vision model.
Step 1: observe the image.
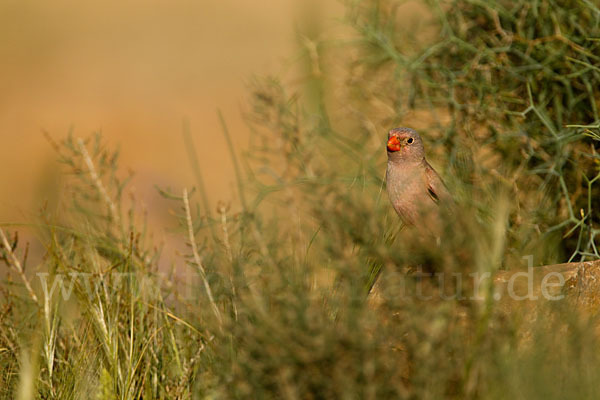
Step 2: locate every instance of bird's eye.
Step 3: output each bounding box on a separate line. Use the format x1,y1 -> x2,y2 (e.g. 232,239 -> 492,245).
407,138 -> 414,144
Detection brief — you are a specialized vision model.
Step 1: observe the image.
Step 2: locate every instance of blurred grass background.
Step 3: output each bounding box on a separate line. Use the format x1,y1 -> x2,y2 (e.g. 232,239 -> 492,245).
0,0 -> 341,221
1,0 -> 600,399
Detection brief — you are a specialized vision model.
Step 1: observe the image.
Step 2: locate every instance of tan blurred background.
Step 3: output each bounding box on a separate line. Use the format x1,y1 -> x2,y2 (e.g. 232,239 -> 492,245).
0,0 -> 341,223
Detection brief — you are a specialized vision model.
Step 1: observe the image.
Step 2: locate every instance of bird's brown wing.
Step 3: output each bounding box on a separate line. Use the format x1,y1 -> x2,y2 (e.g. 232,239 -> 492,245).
424,160 -> 450,204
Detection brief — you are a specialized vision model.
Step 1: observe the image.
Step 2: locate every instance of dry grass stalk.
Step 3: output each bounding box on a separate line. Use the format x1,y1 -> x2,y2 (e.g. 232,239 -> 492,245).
0,228 -> 38,303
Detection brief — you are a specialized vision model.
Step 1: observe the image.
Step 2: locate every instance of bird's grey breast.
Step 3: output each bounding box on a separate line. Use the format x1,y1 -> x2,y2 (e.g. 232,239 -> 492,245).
386,160 -> 432,224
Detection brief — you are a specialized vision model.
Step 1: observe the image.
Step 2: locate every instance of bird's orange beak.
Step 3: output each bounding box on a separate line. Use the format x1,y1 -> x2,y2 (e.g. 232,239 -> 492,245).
387,135 -> 402,152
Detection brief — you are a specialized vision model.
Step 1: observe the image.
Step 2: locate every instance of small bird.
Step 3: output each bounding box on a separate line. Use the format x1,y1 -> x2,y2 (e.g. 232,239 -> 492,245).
386,127 -> 450,232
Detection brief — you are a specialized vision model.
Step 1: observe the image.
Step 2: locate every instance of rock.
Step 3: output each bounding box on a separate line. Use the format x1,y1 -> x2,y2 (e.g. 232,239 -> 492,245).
494,259 -> 600,311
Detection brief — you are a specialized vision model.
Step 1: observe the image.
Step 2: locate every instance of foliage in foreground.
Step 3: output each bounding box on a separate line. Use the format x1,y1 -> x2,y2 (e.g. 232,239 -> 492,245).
1,0 -> 600,398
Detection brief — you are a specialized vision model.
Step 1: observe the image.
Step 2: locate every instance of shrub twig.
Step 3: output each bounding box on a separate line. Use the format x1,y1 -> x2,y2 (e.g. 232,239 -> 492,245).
0,228 -> 38,303
182,188 -> 223,329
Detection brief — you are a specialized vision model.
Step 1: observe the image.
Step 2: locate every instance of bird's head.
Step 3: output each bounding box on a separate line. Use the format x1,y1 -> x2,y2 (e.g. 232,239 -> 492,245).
386,127 -> 425,162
